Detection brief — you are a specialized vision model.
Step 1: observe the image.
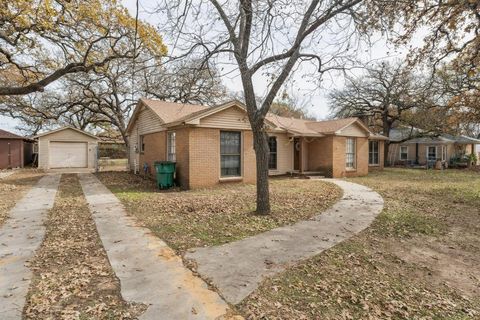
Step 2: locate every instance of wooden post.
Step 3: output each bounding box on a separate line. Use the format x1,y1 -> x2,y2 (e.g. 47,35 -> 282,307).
299,137 -> 304,174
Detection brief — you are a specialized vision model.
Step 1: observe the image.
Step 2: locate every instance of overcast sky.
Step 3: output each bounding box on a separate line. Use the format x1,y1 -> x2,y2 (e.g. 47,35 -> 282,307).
1,0 -> 409,134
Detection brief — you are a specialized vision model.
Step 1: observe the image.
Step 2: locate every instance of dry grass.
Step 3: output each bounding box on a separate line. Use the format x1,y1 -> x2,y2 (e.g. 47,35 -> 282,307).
23,174 -> 145,319
239,168 -> 480,319
0,169 -> 44,225
97,172 -> 342,252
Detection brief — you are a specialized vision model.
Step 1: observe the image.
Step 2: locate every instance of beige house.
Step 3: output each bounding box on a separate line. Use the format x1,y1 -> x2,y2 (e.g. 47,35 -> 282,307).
387,128 -> 480,167
36,127 -> 99,170
126,99 -> 387,189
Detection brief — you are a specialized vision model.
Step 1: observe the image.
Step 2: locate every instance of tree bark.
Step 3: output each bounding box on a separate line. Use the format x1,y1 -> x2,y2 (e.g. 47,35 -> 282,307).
251,122 -> 271,215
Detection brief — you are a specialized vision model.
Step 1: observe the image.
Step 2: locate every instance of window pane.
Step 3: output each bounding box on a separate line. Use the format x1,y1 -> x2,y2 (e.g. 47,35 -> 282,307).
268,136 -> 277,170
369,141 -> 379,165
167,132 -> 176,161
220,131 -> 241,177
346,138 -> 356,168
221,155 -> 241,176
220,131 -> 241,154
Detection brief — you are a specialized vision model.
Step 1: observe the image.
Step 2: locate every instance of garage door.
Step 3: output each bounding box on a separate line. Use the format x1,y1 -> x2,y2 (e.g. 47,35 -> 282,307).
49,142 -> 88,168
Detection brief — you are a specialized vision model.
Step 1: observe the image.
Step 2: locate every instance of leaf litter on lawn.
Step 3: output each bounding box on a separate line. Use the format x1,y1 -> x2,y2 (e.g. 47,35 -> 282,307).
23,174 -> 146,319
97,172 -> 342,252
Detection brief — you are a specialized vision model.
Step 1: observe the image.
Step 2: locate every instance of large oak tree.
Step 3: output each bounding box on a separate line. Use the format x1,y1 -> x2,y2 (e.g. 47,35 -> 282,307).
156,0 -> 392,214
0,0 -> 166,96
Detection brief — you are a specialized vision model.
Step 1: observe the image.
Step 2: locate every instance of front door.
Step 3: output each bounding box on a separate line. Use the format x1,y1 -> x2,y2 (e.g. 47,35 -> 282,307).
293,138 -> 300,171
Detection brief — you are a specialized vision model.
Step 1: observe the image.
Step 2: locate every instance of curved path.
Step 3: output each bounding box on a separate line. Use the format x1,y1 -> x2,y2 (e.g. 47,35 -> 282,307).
185,179 -> 384,305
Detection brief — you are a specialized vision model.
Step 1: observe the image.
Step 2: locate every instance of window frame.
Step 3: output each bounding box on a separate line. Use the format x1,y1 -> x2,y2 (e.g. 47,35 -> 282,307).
345,138 -> 356,170
167,131 -> 176,162
220,131 -> 242,178
427,146 -> 437,161
268,136 -> 278,170
399,146 -> 408,161
139,135 -> 145,153
368,140 -> 379,166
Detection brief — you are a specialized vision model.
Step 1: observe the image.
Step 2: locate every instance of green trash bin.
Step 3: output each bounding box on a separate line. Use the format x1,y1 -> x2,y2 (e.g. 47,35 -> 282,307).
154,161 -> 176,189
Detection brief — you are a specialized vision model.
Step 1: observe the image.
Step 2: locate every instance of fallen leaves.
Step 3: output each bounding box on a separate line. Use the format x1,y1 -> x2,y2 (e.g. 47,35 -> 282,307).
0,169 -> 43,225
238,168 -> 480,319
97,173 -> 342,252
23,174 -> 145,319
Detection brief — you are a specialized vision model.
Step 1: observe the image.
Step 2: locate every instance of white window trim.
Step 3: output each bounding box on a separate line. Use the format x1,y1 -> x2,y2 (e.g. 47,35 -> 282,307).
139,135 -> 145,153
219,130 -> 243,179
399,146 -> 408,161
369,140 -> 379,166
268,136 -> 278,170
441,145 -> 447,162
166,131 -> 176,162
427,146 -> 437,161
345,138 -> 356,170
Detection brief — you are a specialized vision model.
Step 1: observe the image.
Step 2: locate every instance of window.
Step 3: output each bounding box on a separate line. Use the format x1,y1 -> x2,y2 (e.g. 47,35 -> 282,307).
220,131 -> 241,177
369,141 -> 379,165
427,146 -> 437,161
268,136 -> 277,170
345,138 -> 356,169
139,135 -> 145,153
400,146 -> 408,161
167,132 -> 176,161
441,145 -> 447,161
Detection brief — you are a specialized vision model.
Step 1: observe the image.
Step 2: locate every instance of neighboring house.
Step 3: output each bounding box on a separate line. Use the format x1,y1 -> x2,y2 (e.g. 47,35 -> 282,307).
126,99 -> 387,189
0,129 -> 34,169
35,127 -> 99,170
387,128 -> 480,166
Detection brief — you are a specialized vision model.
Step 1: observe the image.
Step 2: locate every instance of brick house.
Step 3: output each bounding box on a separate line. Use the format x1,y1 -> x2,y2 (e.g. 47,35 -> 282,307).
126,99 -> 387,189
387,128 -> 480,166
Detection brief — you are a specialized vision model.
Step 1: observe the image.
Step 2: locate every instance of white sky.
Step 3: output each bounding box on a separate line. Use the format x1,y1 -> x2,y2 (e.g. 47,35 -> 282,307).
1,0 -> 409,134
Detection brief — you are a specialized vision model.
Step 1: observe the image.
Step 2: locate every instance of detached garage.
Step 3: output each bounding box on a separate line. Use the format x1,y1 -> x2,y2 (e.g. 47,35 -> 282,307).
36,127 -> 98,170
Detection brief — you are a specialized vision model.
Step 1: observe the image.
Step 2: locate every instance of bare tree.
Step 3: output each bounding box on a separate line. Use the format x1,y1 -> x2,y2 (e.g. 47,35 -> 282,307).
0,56 -> 226,143
329,61 -> 440,165
155,0 -> 388,214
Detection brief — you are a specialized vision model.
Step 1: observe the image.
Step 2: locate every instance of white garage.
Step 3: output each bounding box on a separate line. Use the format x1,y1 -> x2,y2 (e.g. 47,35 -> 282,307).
36,127 -> 98,170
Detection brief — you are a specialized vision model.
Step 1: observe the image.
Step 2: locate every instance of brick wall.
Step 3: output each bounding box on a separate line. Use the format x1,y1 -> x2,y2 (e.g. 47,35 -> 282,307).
188,128 -> 257,188
307,136 -> 333,176
139,131 -> 166,175
332,136 -> 369,178
188,128 -> 219,188
242,130 -> 256,184
175,128 -> 190,189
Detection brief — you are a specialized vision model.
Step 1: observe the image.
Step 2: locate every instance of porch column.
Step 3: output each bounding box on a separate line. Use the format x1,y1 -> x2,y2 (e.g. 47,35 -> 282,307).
299,137 -> 304,173
415,143 -> 419,164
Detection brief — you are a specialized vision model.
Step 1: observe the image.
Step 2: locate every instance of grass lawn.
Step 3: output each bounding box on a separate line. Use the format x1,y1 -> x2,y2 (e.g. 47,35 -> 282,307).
97,172 -> 342,252
24,174 -> 145,319
0,169 -> 44,226
239,168 -> 480,319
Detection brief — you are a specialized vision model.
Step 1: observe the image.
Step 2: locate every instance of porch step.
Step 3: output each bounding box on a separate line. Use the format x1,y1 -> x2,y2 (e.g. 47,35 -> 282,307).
290,171 -> 326,179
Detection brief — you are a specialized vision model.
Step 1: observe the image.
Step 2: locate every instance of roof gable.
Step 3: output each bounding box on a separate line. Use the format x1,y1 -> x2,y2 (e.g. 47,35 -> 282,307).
34,127 -> 98,140
0,129 -> 24,140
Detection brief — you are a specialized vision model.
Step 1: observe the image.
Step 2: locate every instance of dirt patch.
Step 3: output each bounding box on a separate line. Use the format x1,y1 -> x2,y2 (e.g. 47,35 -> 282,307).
393,238 -> 480,298
239,168 -> 480,319
97,172 -> 342,252
0,169 -> 44,225
23,174 -> 145,319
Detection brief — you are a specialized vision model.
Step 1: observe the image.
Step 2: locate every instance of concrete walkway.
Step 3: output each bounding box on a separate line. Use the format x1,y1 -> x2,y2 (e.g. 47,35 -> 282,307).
78,174 -> 231,320
0,174 -> 61,319
185,179 -> 384,305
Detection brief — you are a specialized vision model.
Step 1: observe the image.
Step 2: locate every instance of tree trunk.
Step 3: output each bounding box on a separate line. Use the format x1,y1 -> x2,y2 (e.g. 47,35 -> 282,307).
251,123 -> 271,215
